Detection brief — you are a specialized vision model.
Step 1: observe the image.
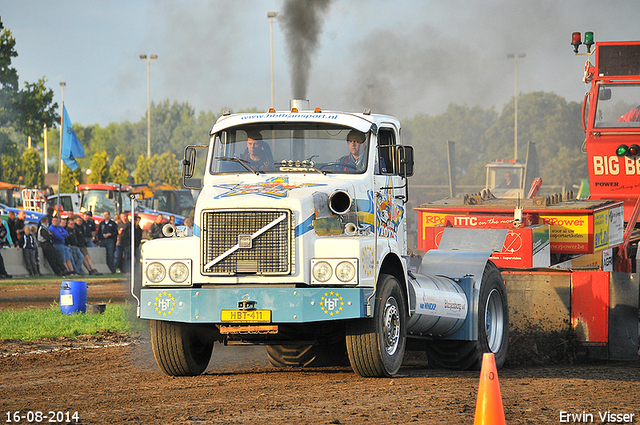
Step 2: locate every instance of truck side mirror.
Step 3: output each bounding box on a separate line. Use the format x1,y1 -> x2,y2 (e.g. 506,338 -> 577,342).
396,145 -> 414,177
183,147 -> 197,178
182,146 -> 203,189
599,88 -> 611,101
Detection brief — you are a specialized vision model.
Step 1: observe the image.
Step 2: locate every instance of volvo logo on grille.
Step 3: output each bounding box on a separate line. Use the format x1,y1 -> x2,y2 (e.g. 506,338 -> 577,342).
238,234 -> 252,249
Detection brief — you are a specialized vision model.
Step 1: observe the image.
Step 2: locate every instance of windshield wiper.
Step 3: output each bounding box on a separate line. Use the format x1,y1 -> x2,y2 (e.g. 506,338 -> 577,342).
216,157 -> 261,175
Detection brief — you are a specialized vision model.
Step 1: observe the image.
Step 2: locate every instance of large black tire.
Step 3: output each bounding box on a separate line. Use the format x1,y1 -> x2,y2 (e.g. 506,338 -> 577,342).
266,342 -> 347,367
425,261 -> 509,370
346,274 -> 407,377
150,320 -> 214,376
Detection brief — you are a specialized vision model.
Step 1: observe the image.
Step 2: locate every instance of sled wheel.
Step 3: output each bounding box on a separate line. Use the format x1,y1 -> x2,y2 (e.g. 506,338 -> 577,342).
346,274 -> 407,377
425,261 -> 509,370
150,320 -> 214,376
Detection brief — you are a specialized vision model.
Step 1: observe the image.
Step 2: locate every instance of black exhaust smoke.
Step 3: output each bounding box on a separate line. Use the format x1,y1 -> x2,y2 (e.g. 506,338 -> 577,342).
280,0 -> 334,99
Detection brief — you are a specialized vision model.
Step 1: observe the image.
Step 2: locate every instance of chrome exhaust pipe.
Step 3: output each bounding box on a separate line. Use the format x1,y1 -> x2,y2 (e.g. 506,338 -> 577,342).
162,223 -> 176,238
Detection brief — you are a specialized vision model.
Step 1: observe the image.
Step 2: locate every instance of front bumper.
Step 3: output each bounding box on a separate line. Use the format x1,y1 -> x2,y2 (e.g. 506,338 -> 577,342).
140,287 -> 374,323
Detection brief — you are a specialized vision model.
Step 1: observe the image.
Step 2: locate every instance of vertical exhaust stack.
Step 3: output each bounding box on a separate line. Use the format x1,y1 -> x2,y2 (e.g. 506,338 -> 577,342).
290,99 -> 310,111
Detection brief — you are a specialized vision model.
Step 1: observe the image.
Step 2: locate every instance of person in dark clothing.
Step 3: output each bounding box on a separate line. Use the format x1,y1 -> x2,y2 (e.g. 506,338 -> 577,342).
37,216 -> 67,276
337,130 -> 367,172
134,215 -> 143,260
98,211 -> 118,273
241,133 -> 273,172
6,210 -> 18,247
65,218 -> 85,275
0,219 -> 11,277
74,215 -> 98,275
499,171 -> 518,189
115,212 -> 131,273
46,207 -> 55,229
149,213 -> 165,240
1,216 -> 14,247
15,210 -> 26,246
0,250 -> 10,278
21,225 -> 40,276
82,211 -> 97,247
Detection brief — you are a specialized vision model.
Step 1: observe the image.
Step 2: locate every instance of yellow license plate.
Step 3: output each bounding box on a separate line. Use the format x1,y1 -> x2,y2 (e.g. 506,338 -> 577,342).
220,310 -> 272,323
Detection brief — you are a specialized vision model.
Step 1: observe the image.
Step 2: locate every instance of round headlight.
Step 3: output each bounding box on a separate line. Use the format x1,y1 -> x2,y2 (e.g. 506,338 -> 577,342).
169,262 -> 189,283
335,261 -> 356,282
312,261 -> 332,282
146,262 -> 166,283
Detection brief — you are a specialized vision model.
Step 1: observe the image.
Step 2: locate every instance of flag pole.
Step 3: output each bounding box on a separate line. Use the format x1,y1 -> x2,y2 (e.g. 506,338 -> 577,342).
57,82 -> 65,210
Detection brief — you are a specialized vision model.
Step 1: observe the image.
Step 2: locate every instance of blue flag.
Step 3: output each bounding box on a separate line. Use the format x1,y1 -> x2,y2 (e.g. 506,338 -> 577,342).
61,106 -> 85,170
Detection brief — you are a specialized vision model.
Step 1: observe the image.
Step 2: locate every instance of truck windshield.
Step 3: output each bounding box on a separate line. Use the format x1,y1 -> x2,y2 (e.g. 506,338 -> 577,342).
594,84 -> 640,128
209,123 -> 370,174
80,189 -> 132,216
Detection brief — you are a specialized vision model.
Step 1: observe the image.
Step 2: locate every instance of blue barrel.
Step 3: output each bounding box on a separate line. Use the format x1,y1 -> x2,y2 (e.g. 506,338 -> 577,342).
60,280 -> 87,315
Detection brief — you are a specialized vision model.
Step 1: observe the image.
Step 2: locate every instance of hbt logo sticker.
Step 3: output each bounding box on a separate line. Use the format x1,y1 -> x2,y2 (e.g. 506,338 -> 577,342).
320,291 -> 344,316
155,292 -> 176,316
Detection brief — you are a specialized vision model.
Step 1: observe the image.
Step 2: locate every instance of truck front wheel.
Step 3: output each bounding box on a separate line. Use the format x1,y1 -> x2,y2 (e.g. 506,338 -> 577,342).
346,274 -> 407,377
425,261 -> 509,370
150,320 -> 214,376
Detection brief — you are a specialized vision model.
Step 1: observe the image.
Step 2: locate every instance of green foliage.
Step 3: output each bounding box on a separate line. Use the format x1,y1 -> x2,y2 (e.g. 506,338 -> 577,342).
132,153 -> 180,184
88,151 -> 110,184
0,302 -> 144,340
156,152 -> 181,185
134,154 -> 154,184
466,92 -> 586,189
0,20 -> 19,127
14,78 -> 58,144
0,128 -> 20,183
60,164 -> 83,193
0,19 -> 59,184
21,147 -> 43,187
109,154 -> 129,185
404,104 -> 498,188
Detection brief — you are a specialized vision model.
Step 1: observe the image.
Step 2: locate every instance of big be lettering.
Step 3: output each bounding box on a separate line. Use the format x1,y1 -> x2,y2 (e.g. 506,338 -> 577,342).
593,156 -> 640,175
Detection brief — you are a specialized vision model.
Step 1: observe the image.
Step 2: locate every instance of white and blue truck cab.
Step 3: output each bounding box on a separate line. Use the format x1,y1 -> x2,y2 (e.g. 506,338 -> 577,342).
138,100 -> 509,377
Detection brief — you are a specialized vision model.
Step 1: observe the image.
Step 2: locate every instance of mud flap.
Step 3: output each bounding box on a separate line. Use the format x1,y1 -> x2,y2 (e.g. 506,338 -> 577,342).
609,272 -> 639,360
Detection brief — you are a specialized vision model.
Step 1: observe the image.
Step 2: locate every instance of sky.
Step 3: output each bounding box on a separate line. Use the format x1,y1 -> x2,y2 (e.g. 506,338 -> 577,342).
3,0 -> 640,130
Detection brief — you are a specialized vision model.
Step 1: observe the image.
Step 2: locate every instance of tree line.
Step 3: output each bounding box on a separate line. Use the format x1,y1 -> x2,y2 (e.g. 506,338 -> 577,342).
1,18 -> 588,195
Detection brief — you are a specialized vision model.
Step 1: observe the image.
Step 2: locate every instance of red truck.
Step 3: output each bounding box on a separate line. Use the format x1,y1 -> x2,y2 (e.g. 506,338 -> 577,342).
77,183 -> 164,236
415,33 -> 640,361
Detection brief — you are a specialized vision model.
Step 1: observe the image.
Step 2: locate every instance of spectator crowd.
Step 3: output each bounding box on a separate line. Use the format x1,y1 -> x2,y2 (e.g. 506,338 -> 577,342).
0,208 -> 144,278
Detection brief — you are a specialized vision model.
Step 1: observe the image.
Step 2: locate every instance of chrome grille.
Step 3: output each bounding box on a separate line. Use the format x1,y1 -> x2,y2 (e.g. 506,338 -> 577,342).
201,209 -> 292,275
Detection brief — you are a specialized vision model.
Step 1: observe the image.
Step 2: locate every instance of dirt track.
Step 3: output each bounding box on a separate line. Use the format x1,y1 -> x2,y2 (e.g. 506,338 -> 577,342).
1,279 -> 639,424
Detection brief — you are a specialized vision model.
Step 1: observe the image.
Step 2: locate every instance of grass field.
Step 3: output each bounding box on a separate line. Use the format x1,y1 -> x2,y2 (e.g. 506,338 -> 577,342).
0,302 -> 146,341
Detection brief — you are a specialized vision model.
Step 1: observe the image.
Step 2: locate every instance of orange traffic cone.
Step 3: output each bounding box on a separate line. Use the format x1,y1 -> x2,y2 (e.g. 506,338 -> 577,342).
473,353 -> 506,425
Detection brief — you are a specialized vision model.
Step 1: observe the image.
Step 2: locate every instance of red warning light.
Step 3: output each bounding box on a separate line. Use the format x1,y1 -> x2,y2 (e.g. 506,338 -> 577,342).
571,32 -> 582,53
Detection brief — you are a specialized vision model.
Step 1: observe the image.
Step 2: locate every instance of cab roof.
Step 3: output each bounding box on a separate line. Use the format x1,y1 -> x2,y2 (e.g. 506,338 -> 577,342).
209,109 -> 400,136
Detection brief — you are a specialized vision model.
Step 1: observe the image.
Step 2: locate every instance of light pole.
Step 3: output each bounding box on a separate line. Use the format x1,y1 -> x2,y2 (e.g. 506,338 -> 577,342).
57,82 -> 66,207
507,53 -> 525,160
140,54 -> 158,158
268,12 -> 277,109
44,123 -> 48,174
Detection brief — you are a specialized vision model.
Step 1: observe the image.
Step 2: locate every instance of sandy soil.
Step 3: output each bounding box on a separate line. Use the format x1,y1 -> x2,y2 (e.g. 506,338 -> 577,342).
1,279 -> 639,424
